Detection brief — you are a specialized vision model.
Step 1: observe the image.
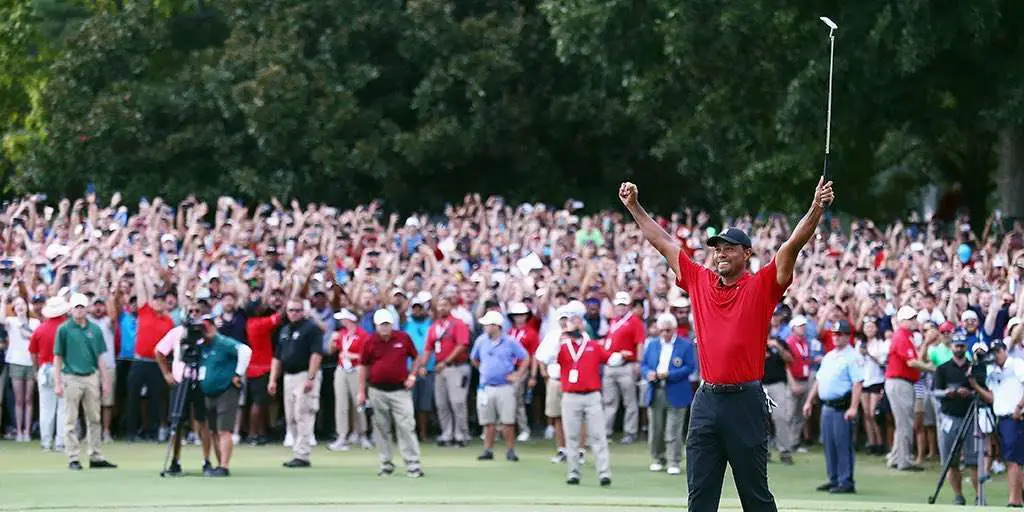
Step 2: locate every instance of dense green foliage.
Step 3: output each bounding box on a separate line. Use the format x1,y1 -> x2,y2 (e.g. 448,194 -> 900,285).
1,0 -> 1022,218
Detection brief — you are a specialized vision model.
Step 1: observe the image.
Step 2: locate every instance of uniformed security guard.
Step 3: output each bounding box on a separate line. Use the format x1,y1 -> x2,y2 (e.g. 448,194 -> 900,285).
268,299 -> 324,468
802,320 -> 862,494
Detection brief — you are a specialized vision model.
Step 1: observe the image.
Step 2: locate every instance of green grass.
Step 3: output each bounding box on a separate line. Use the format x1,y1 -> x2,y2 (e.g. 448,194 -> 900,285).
0,438 -> 1013,511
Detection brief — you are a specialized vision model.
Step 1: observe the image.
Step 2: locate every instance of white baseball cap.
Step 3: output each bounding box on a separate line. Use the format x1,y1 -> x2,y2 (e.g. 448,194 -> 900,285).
507,302 -> 530,316
334,308 -> 358,322
556,306 -> 571,320
373,309 -> 394,326
670,297 -> 691,309
566,300 -> 587,318
613,292 -> 631,306
479,311 -> 504,327
411,291 -> 432,306
789,315 -> 808,328
896,306 -> 918,321
69,293 -> 89,309
961,310 -> 979,322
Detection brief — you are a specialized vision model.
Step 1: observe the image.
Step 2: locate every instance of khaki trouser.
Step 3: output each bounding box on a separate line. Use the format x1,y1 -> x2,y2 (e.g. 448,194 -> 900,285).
562,391 -> 611,479
284,372 -> 321,462
787,380 -> 809,452
514,376 -> 529,432
333,369 -> 366,441
648,387 -> 687,466
435,364 -> 470,442
764,381 -> 793,455
602,363 -> 639,437
63,373 -> 104,463
369,387 -> 421,471
885,378 -> 915,469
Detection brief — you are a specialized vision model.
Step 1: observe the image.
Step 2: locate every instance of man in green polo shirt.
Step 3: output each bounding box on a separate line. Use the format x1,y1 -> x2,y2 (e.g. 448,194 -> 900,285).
196,314 -> 251,477
54,294 -> 117,471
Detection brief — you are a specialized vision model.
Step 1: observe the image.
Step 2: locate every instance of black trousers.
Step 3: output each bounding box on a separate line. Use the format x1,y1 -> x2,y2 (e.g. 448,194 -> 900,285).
123,360 -> 167,439
686,384 -> 777,512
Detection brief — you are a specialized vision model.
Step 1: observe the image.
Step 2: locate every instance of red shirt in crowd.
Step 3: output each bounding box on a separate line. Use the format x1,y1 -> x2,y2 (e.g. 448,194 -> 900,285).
885,326 -> 920,381
557,334 -> 610,393
786,334 -> 811,380
29,316 -> 67,365
136,304 -> 174,359
425,315 -> 470,364
333,325 -> 369,368
510,326 -> 540,355
603,313 -> 645,362
245,313 -> 280,378
361,331 -> 418,387
676,252 -> 789,384
676,324 -> 691,339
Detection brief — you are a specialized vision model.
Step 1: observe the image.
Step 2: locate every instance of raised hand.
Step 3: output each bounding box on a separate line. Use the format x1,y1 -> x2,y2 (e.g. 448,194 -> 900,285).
618,182 -> 638,208
814,176 -> 835,208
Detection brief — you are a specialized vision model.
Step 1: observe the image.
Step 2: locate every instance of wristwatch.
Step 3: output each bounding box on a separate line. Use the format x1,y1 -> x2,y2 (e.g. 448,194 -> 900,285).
307,373 -> 317,381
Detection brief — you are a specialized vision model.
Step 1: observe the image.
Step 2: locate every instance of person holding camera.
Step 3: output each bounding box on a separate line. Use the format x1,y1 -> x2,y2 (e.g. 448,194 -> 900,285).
155,318 -> 215,476
931,332 -> 979,506
974,341 -> 1024,507
196,315 -> 251,477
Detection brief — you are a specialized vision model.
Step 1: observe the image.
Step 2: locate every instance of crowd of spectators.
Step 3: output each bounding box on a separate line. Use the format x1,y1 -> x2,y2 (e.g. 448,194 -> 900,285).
1,190 -> 1023,497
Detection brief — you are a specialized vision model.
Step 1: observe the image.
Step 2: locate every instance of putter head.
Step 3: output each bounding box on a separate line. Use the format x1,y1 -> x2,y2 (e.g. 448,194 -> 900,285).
819,16 -> 838,31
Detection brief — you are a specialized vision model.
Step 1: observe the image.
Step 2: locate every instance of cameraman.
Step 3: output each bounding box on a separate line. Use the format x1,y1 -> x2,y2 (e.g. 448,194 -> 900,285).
155,321 -> 213,476
931,333 -> 977,506
973,341 -> 1024,507
196,315 -> 251,477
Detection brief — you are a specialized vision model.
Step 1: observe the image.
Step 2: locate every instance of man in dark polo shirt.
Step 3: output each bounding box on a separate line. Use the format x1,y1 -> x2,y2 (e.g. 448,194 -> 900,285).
124,265 -> 174,442
620,177 -> 834,512
358,309 -> 424,478
762,334 -> 793,463
268,299 -> 323,468
932,333 -> 979,505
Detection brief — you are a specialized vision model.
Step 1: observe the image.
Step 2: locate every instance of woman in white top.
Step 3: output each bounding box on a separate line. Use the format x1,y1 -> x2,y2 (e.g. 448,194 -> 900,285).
2,293 -> 40,442
856,317 -> 889,455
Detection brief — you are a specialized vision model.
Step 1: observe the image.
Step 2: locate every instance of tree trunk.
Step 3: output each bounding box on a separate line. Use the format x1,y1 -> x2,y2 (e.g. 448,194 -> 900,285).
998,126 -> 1024,219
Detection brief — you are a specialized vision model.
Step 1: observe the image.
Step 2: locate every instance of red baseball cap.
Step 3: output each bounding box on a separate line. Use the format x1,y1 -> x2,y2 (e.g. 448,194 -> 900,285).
938,321 -> 956,334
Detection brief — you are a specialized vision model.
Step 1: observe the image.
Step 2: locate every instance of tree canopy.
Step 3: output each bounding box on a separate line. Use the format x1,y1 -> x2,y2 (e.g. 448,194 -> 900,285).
1,0 -> 1022,220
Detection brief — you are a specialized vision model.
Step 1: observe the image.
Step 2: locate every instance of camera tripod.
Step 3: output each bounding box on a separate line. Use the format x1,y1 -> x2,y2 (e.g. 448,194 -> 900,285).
928,396 -> 992,505
160,372 -> 200,477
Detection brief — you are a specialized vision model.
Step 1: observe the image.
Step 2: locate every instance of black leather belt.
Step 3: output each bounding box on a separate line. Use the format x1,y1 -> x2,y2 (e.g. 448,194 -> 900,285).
702,381 -> 760,394
823,394 -> 852,410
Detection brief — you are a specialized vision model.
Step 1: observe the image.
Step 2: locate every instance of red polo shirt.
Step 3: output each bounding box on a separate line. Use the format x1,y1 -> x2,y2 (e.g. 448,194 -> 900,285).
29,316 -> 67,365
333,325 -> 369,366
245,313 -> 280,378
885,327 -> 920,381
603,313 -> 645,362
510,326 -> 540,355
136,304 -> 173,360
362,331 -> 418,388
425,315 -> 470,364
786,334 -> 811,380
557,335 -> 610,393
676,252 -> 789,384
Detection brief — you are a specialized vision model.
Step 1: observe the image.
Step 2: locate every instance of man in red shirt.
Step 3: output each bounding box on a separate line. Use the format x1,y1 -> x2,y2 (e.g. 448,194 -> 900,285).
420,297 -> 471,447
244,301 -> 280,445
620,177 -> 833,512
328,309 -> 370,451
508,302 -> 540,441
782,315 -> 813,465
124,265 -> 175,442
558,301 -> 616,486
602,291 -> 646,444
357,309 -> 424,478
885,306 -> 931,472
30,296 -> 70,451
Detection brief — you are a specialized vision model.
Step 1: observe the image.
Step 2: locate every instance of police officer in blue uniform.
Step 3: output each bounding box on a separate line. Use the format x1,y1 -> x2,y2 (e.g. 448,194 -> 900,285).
802,320 -> 863,494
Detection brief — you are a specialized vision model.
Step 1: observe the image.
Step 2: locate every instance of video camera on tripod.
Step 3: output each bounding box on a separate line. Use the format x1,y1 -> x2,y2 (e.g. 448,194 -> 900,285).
159,319 -> 209,477
180,321 -> 205,369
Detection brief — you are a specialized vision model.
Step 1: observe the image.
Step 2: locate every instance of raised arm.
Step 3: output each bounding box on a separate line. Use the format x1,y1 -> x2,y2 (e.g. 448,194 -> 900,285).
775,177 -> 834,287
618,182 -> 682,278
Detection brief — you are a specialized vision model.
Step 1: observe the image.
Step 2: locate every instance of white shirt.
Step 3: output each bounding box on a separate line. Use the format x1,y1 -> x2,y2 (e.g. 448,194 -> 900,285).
657,337 -> 675,375
88,315 -> 117,369
858,338 -> 889,388
535,330 -> 565,380
986,356 -> 1024,417
3,317 -> 39,366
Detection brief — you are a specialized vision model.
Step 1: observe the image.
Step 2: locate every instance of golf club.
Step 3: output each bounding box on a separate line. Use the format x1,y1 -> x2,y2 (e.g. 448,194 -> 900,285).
819,16 -> 838,186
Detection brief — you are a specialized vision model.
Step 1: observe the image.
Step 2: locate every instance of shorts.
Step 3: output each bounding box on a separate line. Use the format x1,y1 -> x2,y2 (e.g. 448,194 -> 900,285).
102,367 -> 117,407
245,374 -> 271,406
545,379 -> 562,418
863,383 -> 884,394
8,363 -> 33,380
938,413 -> 979,467
477,384 -> 516,425
915,397 -> 936,426
413,373 -> 435,412
999,417 -> 1024,466
206,387 -> 241,433
170,381 -> 207,423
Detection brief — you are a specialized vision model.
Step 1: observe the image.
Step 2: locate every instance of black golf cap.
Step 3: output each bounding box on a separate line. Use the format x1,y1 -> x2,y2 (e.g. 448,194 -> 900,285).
831,320 -> 852,335
707,227 -> 752,249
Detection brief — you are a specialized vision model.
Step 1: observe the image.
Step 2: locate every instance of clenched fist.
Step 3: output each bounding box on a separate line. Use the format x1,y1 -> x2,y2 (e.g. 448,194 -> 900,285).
618,182 -> 638,208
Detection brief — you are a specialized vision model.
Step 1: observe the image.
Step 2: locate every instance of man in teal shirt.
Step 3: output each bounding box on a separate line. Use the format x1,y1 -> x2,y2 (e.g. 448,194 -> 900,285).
196,315 -> 251,477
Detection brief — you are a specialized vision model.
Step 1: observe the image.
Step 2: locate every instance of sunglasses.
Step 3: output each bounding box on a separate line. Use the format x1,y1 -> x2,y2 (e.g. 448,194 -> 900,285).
287,308 -> 303,313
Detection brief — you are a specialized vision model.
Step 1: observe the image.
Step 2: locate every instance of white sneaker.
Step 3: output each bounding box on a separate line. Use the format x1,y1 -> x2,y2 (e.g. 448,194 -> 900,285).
796,446 -> 809,454
328,440 -> 350,452
544,425 -> 555,440
649,462 -> 665,472
993,460 -> 1007,474
549,450 -> 567,463
578,449 -> 587,465
101,432 -> 113,444
311,435 -> 317,447
480,432 -> 486,441
360,436 -> 374,450
667,466 -> 682,475
284,432 -> 295,447
232,434 -> 241,446
158,427 -> 169,443
516,430 -> 531,442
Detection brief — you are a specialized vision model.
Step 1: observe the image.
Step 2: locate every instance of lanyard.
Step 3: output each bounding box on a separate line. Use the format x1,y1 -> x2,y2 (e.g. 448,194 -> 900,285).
609,313 -> 632,335
512,328 -> 526,343
565,337 -> 587,366
341,330 -> 357,352
434,320 -> 450,339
